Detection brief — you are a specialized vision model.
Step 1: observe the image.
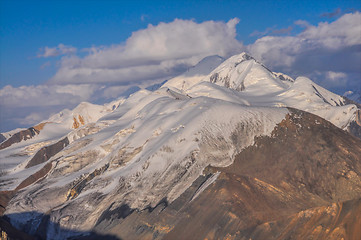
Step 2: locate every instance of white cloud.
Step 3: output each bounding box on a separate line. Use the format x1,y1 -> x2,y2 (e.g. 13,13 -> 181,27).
248,36 -> 304,67
248,12 -> 361,65
0,84 -> 102,131
18,113 -> 44,125
300,12 -> 361,49
325,71 -> 347,81
308,71 -> 349,89
294,20 -> 310,28
247,12 -> 361,91
49,18 -> 243,85
38,44 -> 77,58
0,84 -> 98,107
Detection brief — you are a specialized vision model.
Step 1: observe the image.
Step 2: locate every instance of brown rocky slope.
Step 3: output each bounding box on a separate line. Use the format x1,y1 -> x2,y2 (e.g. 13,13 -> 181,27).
1,108 -> 361,240
94,108 -> 361,240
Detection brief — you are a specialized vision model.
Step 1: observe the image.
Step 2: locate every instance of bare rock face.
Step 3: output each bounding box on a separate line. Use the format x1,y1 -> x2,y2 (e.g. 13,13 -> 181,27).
249,198 -> 361,240
95,109 -> 361,240
0,128 -> 40,150
72,115 -> 85,129
25,137 -> 69,168
0,123 -> 49,150
0,191 -> 14,216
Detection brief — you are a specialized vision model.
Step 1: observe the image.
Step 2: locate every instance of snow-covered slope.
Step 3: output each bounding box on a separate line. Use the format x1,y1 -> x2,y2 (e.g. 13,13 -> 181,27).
204,53 -> 290,93
48,100 -> 123,130
277,77 -> 356,128
3,88 -> 288,239
175,52 -> 358,130
0,99 -> 123,180
163,55 -> 224,91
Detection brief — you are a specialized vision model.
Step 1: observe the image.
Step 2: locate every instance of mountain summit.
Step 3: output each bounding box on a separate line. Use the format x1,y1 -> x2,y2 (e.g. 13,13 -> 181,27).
1,53 -> 360,240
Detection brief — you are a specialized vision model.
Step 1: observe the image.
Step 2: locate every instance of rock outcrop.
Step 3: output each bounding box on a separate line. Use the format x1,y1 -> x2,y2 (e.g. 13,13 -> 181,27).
0,128 -> 40,150
25,137 -> 69,168
0,123 -> 48,150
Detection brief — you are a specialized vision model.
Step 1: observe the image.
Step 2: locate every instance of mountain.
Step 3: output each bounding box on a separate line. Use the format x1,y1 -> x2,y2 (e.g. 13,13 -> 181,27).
163,55 -> 225,91
1,53 -> 361,240
171,53 -> 360,135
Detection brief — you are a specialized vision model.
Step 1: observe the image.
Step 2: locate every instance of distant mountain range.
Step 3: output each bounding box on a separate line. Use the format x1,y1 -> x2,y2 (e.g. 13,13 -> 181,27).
1,53 -> 361,240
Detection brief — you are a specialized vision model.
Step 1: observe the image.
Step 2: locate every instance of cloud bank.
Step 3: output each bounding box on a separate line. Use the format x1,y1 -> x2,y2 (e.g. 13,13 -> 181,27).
49,18 -> 242,85
248,12 -> 361,91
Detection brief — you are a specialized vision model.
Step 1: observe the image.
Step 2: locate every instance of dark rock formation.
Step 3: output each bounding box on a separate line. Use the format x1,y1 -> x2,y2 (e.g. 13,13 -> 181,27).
0,128 -> 40,150
0,191 -> 14,216
25,137 -> 69,168
0,123 -> 48,150
15,162 -> 52,191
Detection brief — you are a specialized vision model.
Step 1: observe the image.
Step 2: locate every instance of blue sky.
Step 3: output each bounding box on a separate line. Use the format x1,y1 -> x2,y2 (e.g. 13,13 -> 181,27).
0,0 -> 360,131
1,0 -> 360,87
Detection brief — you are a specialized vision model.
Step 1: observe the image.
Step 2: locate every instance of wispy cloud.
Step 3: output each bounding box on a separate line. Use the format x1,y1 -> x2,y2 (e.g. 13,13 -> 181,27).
140,14 -> 148,22
271,26 -> 293,35
37,44 -> 77,58
320,8 -> 341,18
294,20 -> 310,28
250,26 -> 293,37
40,61 -> 51,69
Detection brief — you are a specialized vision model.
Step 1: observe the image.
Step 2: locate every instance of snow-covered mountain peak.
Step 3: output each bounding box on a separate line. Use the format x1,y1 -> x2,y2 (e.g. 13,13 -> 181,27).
46,101 -> 116,130
287,76 -> 345,106
184,55 -> 225,77
162,55 -> 225,91
171,53 -> 357,131
222,52 -> 255,64
203,52 -> 289,94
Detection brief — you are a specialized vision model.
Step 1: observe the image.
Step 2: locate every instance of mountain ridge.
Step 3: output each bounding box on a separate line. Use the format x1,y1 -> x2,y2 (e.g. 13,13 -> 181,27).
1,52 -> 360,240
